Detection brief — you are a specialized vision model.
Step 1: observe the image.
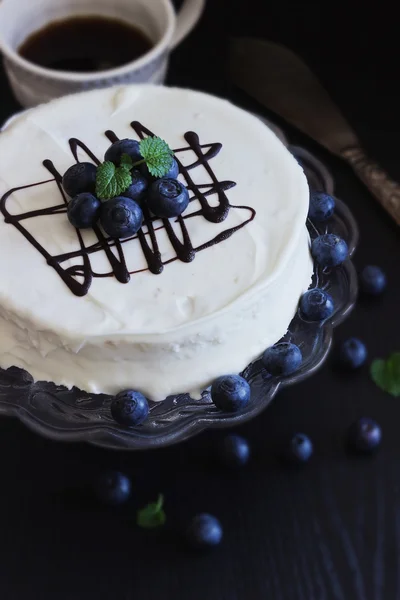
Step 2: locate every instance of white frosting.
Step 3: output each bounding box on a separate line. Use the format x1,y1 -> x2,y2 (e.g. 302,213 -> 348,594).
0,85 -> 313,401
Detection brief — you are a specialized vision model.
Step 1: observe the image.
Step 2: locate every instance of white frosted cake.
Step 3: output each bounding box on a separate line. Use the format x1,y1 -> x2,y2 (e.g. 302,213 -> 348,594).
0,85 -> 313,401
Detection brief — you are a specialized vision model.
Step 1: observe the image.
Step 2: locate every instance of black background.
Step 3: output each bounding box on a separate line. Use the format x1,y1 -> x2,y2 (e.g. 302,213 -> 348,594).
0,1 -> 399,598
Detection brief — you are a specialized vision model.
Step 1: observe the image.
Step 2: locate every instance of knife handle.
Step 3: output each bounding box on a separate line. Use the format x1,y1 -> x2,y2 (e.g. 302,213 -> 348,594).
341,146 -> 400,226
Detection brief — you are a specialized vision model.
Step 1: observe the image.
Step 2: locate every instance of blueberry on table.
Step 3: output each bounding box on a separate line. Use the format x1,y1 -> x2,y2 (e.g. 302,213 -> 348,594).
147,178 -> 189,218
111,390 -> 149,427
95,471 -> 132,506
339,338 -> 367,369
123,169 -> 149,205
262,342 -> 302,376
218,434 -> 250,467
211,375 -> 251,412
360,265 -> 387,296
348,417 -> 382,453
300,288 -> 334,321
67,192 -> 101,229
62,162 -> 97,197
141,157 -> 179,181
311,234 -> 349,268
186,514 -> 223,549
285,433 -> 313,463
104,138 -> 142,165
308,191 -> 336,222
100,196 -> 143,239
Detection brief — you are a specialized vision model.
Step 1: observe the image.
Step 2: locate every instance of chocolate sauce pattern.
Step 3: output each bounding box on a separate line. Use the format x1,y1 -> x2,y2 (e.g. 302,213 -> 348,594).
0,123 -> 256,296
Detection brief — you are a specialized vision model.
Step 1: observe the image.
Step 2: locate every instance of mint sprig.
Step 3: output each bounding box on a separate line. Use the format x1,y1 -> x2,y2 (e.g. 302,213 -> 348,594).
136,494 -> 166,529
138,136 -> 174,178
120,153 -> 133,170
96,161 -> 132,200
370,352 -> 400,397
95,137 -> 174,200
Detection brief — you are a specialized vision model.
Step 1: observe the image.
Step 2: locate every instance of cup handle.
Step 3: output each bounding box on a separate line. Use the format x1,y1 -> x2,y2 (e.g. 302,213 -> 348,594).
171,0 -> 205,49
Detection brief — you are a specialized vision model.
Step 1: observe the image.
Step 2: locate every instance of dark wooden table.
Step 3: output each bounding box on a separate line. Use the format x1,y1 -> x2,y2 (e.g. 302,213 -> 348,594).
0,1 -> 399,598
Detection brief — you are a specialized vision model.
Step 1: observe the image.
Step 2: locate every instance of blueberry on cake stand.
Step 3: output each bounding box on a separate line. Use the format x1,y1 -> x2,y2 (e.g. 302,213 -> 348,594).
0,120 -> 358,450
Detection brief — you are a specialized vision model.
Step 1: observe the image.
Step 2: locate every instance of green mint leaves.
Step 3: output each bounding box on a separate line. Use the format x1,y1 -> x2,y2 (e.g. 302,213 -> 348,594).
370,352 -> 400,397
95,161 -> 132,200
139,136 -> 174,178
95,137 -> 174,200
120,153 -> 133,170
136,494 -> 166,529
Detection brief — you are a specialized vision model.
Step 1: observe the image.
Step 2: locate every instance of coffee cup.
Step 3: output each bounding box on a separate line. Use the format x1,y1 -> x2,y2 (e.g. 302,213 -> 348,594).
0,0 -> 205,107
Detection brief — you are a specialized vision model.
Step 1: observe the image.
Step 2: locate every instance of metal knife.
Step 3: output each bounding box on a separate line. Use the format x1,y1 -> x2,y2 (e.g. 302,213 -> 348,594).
229,37 -> 400,226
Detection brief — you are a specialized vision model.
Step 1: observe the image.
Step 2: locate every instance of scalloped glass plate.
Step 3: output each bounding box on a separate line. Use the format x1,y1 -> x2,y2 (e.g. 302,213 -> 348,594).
0,117 -> 359,450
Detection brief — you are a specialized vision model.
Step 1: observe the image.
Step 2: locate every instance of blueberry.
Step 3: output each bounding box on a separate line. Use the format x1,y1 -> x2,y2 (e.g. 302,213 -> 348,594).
186,514 -> 223,549
308,191 -> 336,222
111,390 -> 149,427
123,170 -> 149,205
311,234 -> 349,268
348,417 -> 382,453
262,342 -> 302,376
339,338 -> 367,369
211,375 -> 251,412
67,193 -> 101,229
147,178 -> 189,218
300,288 -> 334,321
95,471 -> 131,506
100,196 -> 143,239
104,139 -> 142,165
140,158 -> 179,181
286,433 -> 313,463
62,162 -> 97,197
360,265 -> 387,296
218,434 -> 250,467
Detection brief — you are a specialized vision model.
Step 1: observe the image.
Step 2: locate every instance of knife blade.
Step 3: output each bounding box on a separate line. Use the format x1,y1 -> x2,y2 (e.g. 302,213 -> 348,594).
229,37 -> 400,226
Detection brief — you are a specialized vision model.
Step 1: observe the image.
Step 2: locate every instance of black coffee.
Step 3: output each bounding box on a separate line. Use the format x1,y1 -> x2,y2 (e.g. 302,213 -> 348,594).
18,16 -> 153,72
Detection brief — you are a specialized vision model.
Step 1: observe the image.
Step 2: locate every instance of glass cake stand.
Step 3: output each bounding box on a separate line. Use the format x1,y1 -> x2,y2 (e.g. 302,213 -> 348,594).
0,117 -> 359,450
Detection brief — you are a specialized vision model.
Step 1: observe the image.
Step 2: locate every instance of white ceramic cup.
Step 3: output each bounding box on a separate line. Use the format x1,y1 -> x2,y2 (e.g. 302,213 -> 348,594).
0,0 -> 205,108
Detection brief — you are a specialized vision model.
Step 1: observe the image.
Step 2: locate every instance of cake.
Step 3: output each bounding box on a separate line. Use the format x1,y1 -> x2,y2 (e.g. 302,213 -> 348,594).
0,85 -> 313,402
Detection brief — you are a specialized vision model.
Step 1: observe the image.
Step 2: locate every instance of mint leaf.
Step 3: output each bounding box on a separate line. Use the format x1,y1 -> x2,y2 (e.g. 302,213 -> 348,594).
139,136 -> 173,178
96,161 -> 132,200
120,153 -> 133,171
137,494 -> 166,529
371,352 -> 400,397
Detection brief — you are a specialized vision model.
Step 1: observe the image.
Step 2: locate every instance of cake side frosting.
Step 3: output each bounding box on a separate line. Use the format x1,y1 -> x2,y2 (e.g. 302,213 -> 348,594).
0,85 -> 313,400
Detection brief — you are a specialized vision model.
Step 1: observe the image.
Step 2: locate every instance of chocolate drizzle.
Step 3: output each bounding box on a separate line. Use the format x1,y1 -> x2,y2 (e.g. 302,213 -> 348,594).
69,138 -> 100,165
0,123 -> 256,296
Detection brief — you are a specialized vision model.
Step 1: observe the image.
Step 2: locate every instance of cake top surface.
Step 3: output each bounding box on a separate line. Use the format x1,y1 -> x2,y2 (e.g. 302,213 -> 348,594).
0,85 -> 309,339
